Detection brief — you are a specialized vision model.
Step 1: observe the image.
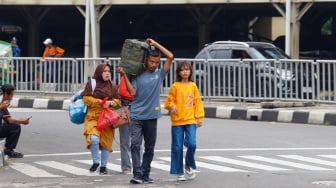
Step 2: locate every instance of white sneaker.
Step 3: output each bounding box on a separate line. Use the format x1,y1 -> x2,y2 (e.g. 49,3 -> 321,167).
185,167 -> 196,180
177,174 -> 187,181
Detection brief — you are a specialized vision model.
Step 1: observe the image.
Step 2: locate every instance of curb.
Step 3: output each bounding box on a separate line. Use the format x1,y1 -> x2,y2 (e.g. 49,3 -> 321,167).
209,107 -> 336,125
10,98 -> 336,126
0,139 -> 5,168
10,98 -> 69,110
189,106 -> 336,125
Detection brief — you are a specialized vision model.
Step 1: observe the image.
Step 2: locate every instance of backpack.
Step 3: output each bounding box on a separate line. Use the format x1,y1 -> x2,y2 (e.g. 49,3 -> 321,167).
69,79 -> 96,125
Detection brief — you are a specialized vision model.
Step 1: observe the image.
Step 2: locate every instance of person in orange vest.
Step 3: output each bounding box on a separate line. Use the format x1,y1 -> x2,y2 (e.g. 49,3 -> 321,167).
41,38 -> 64,59
36,38 -> 65,84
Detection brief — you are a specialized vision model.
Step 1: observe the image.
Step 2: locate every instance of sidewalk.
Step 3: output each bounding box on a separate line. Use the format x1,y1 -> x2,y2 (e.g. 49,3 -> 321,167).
10,95 -> 336,126
200,101 -> 336,125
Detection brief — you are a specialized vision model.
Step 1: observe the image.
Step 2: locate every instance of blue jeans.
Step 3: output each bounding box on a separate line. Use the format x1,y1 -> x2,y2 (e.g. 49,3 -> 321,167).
170,124 -> 197,175
119,124 -> 132,171
90,134 -> 110,167
130,119 -> 157,178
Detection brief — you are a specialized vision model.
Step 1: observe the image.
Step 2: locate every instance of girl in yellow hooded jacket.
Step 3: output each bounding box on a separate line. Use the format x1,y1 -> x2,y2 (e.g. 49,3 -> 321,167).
164,61 -> 204,181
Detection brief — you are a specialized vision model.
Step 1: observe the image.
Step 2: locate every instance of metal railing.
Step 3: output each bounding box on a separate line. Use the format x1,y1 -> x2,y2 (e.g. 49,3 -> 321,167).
0,57 -> 335,104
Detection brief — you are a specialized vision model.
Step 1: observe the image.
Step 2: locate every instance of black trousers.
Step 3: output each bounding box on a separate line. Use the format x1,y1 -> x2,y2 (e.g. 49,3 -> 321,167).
0,123 -> 21,150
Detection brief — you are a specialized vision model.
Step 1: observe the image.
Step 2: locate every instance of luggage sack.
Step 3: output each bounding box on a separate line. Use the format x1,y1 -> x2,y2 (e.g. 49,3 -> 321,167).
119,39 -> 149,76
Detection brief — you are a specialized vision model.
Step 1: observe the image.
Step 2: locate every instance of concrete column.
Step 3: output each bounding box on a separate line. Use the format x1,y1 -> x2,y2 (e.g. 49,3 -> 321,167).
290,2 -> 313,59
285,0 -> 291,56
273,2 -> 312,58
27,23 -> 40,56
198,23 -> 208,50
189,6 -> 222,50
95,15 -> 101,57
19,7 -> 50,57
96,5 -> 111,57
90,0 -> 98,58
291,3 -> 300,59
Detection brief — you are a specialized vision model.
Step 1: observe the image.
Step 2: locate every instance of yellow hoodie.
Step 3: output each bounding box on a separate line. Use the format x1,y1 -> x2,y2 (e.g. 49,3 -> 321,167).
164,82 -> 204,126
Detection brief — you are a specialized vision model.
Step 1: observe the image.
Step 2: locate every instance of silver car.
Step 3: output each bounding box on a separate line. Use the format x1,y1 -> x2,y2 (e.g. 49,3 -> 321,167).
194,41 -> 311,98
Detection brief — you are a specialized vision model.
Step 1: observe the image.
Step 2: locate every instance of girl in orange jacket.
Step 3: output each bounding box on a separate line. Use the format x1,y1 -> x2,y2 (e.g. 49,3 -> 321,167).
164,61 -> 204,181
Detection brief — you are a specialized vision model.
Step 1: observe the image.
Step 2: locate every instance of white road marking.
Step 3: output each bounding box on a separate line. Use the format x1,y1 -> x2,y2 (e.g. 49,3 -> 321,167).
239,155 -> 333,171
35,161 -> 97,176
10,108 -> 65,112
150,161 -> 171,171
11,162 -> 63,178
159,157 -> 249,173
23,147 -> 336,157
201,156 -> 289,171
10,154 -> 336,178
319,155 -> 336,159
279,155 -> 336,167
75,160 -> 122,173
196,147 -> 336,152
115,158 -> 171,172
25,152 -> 91,157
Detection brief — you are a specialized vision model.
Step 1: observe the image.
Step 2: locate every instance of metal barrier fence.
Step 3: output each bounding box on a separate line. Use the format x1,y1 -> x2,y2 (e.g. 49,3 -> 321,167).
0,57 -> 335,104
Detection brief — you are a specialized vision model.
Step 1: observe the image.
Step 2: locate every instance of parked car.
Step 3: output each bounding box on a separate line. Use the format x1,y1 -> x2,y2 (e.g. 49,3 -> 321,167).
194,41 -> 314,98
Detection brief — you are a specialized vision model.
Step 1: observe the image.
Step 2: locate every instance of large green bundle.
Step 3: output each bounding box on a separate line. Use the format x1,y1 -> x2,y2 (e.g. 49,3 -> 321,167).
120,39 -> 149,76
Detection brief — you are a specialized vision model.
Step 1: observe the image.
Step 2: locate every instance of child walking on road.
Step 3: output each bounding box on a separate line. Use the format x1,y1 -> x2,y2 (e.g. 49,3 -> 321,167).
164,61 -> 205,181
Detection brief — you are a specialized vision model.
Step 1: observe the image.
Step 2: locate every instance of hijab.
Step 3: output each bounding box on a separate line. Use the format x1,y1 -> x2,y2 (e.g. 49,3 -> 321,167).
82,63 -> 119,100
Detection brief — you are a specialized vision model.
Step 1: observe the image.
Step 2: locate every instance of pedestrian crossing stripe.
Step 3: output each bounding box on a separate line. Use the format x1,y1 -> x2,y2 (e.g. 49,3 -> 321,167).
319,155 -> 336,159
35,161 -> 97,176
10,162 -> 63,178
150,160 -> 171,171
75,160 -> 122,172
8,154 -> 336,177
159,157 -> 249,172
200,156 -> 290,171
239,155 -> 333,171
115,158 -> 173,172
279,155 -> 336,167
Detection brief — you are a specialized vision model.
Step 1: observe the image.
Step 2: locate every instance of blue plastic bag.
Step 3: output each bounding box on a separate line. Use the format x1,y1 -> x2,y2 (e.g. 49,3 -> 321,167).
68,79 -> 96,125
69,95 -> 87,125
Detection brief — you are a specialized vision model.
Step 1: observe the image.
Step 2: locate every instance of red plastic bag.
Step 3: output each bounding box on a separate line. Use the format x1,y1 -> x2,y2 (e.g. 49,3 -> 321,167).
97,108 -> 120,131
119,75 -> 134,101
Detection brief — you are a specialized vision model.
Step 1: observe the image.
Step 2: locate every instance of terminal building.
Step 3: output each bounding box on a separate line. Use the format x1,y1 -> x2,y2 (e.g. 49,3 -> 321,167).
0,0 -> 336,59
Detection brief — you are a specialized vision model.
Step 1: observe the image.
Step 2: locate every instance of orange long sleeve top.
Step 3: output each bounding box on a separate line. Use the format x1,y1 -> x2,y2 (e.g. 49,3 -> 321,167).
42,45 -> 65,59
164,82 -> 204,126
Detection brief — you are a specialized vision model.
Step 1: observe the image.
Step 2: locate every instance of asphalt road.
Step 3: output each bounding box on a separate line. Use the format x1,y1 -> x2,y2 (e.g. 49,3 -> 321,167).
1,108 -> 336,188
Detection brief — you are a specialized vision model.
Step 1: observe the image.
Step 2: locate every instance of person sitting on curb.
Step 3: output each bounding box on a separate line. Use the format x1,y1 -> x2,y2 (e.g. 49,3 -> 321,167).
0,84 -> 31,158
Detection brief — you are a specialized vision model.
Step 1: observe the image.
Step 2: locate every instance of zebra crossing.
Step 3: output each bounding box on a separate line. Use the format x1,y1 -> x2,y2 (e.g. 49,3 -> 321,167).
8,154 -> 336,178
